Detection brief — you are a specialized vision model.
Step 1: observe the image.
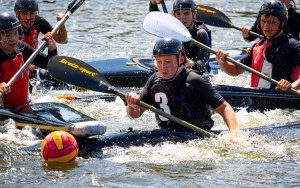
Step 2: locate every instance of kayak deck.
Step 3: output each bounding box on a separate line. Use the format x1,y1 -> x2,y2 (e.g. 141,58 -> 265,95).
88,53 -> 245,88
216,85 -> 300,111
0,102 -> 107,137
78,128 -> 209,151
78,120 -> 300,152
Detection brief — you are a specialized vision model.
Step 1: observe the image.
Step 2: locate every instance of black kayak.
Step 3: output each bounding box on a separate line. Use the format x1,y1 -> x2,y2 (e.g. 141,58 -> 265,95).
87,49 -> 245,88
18,118 -> 300,153
11,102 -> 299,153
86,53 -> 299,111
215,85 -> 300,111
78,120 -> 300,152
0,102 -> 107,138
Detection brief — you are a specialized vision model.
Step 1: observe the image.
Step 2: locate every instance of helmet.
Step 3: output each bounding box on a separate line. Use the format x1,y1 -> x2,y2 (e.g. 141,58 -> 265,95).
0,12 -> 22,34
259,1 -> 287,24
173,0 -> 196,12
14,0 -> 39,12
153,38 -> 185,57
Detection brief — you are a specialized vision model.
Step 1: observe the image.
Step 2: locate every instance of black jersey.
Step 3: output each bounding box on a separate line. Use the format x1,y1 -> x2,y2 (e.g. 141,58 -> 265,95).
184,22 -> 211,73
139,69 -> 225,131
286,8 -> 300,40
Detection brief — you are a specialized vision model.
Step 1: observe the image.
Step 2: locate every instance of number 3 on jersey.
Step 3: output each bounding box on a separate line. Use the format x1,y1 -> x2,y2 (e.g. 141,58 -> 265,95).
155,92 -> 170,121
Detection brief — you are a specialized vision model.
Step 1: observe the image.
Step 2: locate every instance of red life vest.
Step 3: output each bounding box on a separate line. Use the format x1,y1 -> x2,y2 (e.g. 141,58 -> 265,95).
0,54 -> 29,109
291,67 -> 300,81
22,27 -> 39,49
251,40 -> 272,88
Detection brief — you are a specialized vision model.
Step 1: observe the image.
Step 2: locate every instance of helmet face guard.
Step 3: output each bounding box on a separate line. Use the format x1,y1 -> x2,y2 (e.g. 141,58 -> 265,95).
14,0 -> 39,12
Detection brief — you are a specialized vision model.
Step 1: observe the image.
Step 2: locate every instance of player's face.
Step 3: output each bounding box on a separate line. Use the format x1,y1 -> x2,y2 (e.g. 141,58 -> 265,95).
17,11 -> 37,28
155,55 -> 180,80
260,14 -> 282,39
174,9 -> 194,28
0,29 -> 19,51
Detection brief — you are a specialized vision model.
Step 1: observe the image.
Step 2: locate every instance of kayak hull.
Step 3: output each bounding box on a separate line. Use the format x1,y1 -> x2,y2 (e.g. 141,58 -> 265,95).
78,120 -> 300,152
77,129 -> 209,151
216,85 -> 300,111
87,55 -> 299,111
87,51 -> 245,88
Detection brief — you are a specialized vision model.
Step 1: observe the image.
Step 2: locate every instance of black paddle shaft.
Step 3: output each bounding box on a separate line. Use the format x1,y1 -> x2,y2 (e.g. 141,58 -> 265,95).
196,5 -> 263,39
161,0 -> 168,13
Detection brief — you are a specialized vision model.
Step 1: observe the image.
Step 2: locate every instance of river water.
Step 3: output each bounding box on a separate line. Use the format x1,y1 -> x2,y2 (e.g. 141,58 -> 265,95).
1,0 -> 300,187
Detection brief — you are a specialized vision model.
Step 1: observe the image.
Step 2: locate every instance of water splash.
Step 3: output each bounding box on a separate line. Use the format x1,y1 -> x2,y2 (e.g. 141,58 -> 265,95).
100,128 -> 298,165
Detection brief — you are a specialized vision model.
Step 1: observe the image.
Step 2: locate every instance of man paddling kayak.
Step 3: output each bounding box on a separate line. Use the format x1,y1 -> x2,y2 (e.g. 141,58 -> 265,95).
14,0 -> 67,87
0,12 -> 57,113
14,0 -> 68,47
242,0 -> 300,41
149,0 -> 211,75
125,38 -> 239,136
216,1 -> 300,91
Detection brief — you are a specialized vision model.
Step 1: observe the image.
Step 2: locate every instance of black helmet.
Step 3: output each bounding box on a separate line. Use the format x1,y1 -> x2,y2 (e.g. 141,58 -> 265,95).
0,12 -> 22,34
173,0 -> 196,11
14,0 -> 39,12
153,38 -> 185,57
259,1 -> 287,24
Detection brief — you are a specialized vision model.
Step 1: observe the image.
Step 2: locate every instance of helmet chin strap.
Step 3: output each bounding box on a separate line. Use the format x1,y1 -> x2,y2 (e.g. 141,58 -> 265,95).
186,12 -> 197,31
186,22 -> 194,31
0,40 -> 23,57
174,55 -> 186,77
0,45 -> 17,57
269,30 -> 283,39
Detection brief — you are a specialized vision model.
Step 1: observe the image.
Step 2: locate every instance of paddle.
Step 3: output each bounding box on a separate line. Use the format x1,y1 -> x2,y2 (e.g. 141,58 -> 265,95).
56,95 -> 99,100
161,0 -> 168,13
142,12 -> 300,96
55,94 -> 116,102
5,0 -> 85,89
196,5 -> 263,39
47,56 -> 213,138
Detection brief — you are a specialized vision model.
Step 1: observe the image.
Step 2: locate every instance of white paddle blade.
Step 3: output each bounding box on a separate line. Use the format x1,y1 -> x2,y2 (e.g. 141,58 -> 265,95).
143,12 -> 191,42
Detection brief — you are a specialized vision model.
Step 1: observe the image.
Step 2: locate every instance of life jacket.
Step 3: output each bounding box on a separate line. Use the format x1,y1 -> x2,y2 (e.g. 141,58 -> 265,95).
22,27 -> 39,49
148,69 -> 214,131
0,54 -> 29,109
195,21 -> 212,48
251,40 -> 272,88
291,67 -> 300,81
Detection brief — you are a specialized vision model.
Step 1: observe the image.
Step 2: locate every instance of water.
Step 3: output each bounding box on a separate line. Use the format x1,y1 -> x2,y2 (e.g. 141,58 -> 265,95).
1,0 -> 300,187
